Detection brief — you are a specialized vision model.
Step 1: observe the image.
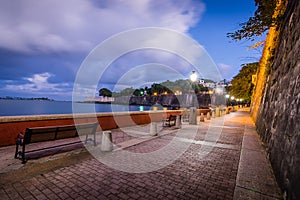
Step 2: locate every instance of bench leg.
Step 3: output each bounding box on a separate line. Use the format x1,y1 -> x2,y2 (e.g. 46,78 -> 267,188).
85,134 -> 88,144
21,144 -> 26,164
162,120 -> 170,127
84,133 -> 97,146
14,142 -> 19,159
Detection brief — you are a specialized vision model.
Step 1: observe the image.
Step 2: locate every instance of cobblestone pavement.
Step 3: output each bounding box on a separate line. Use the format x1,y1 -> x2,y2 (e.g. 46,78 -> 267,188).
0,109 -> 282,199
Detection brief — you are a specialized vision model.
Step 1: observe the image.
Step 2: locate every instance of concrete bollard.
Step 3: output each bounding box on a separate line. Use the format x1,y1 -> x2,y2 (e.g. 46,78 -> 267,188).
207,112 -> 211,120
189,107 -> 197,125
212,110 -> 215,118
175,115 -> 181,128
150,122 -> 158,136
226,107 -> 229,114
101,131 -> 113,151
215,107 -> 220,117
232,106 -> 236,112
200,113 -> 205,122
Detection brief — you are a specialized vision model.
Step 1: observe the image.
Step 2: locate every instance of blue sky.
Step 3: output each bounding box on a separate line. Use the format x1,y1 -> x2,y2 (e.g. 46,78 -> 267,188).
0,0 -> 262,101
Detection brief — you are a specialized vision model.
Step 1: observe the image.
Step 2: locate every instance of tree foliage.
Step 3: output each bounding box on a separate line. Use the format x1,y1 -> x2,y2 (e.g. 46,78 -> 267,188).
112,87 -> 135,97
100,79 -> 212,98
229,62 -> 259,101
99,88 -> 112,97
227,0 -> 280,41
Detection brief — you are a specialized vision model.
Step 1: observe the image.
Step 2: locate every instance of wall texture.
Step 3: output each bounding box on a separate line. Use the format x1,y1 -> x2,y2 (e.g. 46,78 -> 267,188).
254,0 -> 299,199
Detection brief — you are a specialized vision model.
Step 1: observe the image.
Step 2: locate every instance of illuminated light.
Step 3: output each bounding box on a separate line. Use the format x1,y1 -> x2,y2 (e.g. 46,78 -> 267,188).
231,96 -> 235,100
153,92 -> 158,96
139,106 -> 144,111
225,94 -> 230,98
164,91 -> 168,95
190,71 -> 198,82
175,90 -> 181,95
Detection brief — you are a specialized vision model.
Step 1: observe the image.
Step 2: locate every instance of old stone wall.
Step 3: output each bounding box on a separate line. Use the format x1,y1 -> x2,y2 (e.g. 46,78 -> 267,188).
255,0 -> 299,199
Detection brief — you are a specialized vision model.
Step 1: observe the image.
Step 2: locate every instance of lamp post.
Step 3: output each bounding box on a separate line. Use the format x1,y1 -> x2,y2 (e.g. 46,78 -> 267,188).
225,94 -> 230,106
188,71 -> 198,125
230,96 -> 235,106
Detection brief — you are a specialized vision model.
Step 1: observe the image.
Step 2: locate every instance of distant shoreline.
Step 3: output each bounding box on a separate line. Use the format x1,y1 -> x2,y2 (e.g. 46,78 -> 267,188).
0,97 -> 54,101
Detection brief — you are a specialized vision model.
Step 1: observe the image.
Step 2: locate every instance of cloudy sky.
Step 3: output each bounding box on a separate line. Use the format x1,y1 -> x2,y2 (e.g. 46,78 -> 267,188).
0,0 -> 262,100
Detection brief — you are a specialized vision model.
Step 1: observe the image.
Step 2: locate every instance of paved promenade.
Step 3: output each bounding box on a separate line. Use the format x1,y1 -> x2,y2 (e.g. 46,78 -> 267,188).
0,109 -> 282,199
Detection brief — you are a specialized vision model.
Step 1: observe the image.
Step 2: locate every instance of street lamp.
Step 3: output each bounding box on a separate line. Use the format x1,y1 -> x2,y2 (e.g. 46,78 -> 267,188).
225,94 -> 230,106
190,71 -> 198,82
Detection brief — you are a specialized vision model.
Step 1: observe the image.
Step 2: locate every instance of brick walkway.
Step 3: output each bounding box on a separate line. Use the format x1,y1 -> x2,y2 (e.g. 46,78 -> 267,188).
0,109 -> 282,199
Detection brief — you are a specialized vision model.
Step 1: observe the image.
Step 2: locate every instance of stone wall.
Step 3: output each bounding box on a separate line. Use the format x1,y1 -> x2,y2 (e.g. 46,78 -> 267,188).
254,0 -> 299,199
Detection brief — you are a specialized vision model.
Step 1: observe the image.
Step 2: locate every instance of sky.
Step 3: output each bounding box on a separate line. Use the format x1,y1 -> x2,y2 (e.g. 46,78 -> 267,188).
0,0 -> 263,101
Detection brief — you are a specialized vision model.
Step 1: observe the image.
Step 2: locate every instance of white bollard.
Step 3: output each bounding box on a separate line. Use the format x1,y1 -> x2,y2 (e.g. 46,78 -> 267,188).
207,112 -> 211,120
215,107 -> 220,117
175,115 -> 181,128
150,122 -> 158,136
212,110 -> 215,118
200,113 -> 205,122
189,107 -> 197,125
101,131 -> 113,151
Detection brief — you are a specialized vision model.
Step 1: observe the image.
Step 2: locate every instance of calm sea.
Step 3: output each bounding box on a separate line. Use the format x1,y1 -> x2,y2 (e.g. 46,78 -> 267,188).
0,100 -> 154,116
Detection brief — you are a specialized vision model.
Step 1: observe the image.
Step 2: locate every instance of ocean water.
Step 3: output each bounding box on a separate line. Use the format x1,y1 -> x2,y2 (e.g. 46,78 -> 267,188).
0,100 -> 153,116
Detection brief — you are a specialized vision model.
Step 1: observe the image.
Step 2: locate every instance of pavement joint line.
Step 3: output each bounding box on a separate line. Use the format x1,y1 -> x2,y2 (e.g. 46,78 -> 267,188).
242,147 -> 265,152
163,136 -> 240,150
118,128 -> 152,136
235,185 -> 282,199
111,122 -> 242,151
113,128 -> 180,152
207,125 -> 244,129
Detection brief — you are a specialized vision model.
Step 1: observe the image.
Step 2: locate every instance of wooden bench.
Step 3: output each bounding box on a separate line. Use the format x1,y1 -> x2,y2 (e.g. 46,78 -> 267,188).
14,122 -> 98,164
162,115 -> 181,127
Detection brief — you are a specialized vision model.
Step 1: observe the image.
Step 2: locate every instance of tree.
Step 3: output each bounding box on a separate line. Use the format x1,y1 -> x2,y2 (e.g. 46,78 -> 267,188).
229,62 -> 259,101
99,88 -> 112,97
117,87 -> 135,96
227,0 -> 281,41
133,88 -> 145,96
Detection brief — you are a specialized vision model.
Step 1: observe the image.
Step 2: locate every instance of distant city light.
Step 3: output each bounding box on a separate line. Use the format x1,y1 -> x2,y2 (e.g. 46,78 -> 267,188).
139,106 -> 144,111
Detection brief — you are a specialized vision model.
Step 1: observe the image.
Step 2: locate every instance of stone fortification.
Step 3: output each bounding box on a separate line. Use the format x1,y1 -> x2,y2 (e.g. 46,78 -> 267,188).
253,0 -> 299,199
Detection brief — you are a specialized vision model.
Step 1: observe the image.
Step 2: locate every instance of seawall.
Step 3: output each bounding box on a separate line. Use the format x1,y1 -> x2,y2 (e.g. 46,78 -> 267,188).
0,110 -> 181,147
